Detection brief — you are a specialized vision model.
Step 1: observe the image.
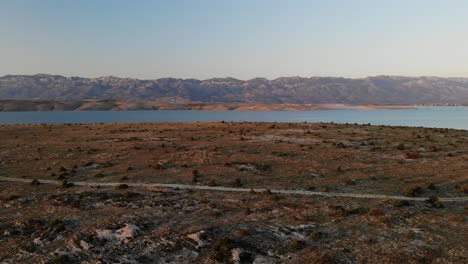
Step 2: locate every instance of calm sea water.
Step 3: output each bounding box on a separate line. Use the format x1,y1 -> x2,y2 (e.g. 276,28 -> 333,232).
0,107 -> 467,130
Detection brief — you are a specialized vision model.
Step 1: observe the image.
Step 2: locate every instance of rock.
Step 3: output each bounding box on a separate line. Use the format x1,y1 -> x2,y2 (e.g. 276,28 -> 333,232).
232,248 -> 242,263
231,248 -> 253,264
186,230 -> 207,249
253,255 -> 272,264
80,240 -> 91,250
96,224 -> 140,243
115,224 -> 140,242
237,164 -> 258,173
33,237 -> 44,246
96,229 -> 114,241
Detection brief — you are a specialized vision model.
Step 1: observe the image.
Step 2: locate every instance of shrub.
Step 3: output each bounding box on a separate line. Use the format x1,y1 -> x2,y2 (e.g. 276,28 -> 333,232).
428,146 -> 438,152
207,180 -> 217,187
120,176 -> 128,181
426,195 -> 444,208
61,180 -> 74,188
2,194 -> 20,201
461,184 -> 468,193
405,151 -> 419,159
344,179 -> 355,185
270,195 -> 280,201
287,240 -> 305,252
192,170 -> 199,177
336,142 -> 346,148
31,179 -> 40,186
210,237 -> 235,262
245,207 -> 251,215
334,206 -> 348,217
403,186 -> 422,197
192,175 -> 198,183
427,182 -> 436,190
369,208 -> 382,216
396,144 -> 405,150
396,210 -> 410,218
379,216 -> 392,226
232,178 -> 242,187
387,199 -> 410,207
308,230 -> 320,240
116,184 -> 129,189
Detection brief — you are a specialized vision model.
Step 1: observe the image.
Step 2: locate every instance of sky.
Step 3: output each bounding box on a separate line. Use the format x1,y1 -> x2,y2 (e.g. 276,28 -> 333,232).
1,0 -> 468,80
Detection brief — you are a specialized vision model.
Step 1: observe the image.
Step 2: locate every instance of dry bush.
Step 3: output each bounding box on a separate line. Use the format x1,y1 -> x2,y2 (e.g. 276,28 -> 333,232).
232,178 -> 242,187
405,151 -> 420,159
210,237 -> 235,262
426,182 -> 436,190
426,195 -> 444,208
289,247 -> 333,264
428,146 -> 438,152
461,184 -> 468,193
116,184 -> 129,189
207,180 -> 217,187
403,186 -> 422,197
31,179 -> 40,186
369,208 -> 382,216
287,240 -> 305,252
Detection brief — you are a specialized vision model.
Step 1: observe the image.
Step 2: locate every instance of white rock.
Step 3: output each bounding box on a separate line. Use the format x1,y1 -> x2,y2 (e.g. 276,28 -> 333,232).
96,229 -> 114,240
80,240 -> 91,250
33,237 -> 44,246
253,255 -> 271,264
186,231 -> 206,248
96,224 -> 140,243
115,224 -> 140,242
231,248 -> 242,264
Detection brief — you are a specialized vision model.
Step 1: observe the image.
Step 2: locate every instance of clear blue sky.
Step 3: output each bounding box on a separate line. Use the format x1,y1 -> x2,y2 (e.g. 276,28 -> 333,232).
1,0 -> 467,80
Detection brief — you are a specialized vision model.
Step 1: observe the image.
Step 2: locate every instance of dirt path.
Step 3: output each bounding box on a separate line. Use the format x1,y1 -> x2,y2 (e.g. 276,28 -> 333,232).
1,176 -> 466,202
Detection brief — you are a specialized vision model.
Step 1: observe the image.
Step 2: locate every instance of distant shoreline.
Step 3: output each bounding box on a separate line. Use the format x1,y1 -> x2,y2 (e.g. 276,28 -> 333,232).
0,100 -> 419,112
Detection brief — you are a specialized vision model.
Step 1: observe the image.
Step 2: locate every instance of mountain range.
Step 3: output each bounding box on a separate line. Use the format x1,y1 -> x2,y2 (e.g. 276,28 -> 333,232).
1,74 -> 468,105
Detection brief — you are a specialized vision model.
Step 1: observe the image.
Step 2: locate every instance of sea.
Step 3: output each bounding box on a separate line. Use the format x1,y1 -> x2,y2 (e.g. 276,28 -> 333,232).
0,106 -> 467,130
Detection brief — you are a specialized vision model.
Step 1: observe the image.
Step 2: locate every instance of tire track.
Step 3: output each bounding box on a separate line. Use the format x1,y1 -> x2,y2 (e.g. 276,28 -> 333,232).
0,176 -> 466,202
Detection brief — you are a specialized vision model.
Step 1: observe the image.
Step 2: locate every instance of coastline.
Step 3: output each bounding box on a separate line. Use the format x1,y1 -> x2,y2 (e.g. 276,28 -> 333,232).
0,100 -> 416,112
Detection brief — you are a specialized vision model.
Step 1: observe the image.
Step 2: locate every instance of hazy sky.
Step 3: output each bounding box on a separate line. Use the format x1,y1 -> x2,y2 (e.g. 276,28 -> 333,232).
1,0 -> 468,80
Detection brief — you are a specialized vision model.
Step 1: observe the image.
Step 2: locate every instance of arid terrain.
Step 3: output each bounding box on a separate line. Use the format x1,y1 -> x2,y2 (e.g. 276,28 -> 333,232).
0,122 -> 467,263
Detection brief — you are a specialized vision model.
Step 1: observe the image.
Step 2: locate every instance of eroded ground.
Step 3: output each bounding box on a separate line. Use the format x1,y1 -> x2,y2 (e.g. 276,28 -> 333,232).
0,122 -> 467,263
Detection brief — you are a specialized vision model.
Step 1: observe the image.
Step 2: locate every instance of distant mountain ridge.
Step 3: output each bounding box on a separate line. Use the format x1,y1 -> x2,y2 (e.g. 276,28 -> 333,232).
1,74 -> 468,104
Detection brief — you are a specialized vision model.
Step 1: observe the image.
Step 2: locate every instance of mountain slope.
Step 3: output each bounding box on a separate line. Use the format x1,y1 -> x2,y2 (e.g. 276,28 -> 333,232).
1,74 -> 468,104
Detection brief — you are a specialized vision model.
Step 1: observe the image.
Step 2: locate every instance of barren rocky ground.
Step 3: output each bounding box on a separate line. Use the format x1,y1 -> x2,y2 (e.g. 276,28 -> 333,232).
0,122 -> 467,263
